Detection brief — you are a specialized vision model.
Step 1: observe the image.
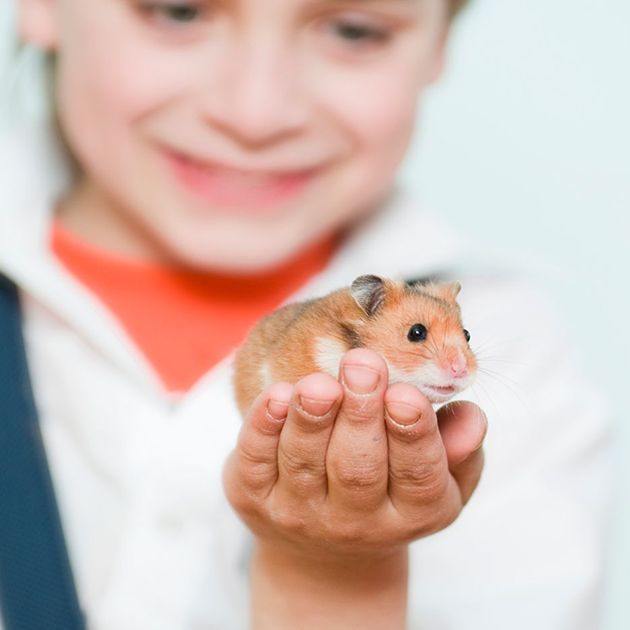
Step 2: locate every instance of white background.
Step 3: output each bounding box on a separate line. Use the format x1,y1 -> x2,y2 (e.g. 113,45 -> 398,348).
399,2 -> 629,627
2,0 -> 629,627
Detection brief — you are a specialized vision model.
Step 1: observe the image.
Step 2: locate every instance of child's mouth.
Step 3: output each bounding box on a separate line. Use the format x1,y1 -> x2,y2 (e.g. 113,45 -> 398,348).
163,149 -> 318,213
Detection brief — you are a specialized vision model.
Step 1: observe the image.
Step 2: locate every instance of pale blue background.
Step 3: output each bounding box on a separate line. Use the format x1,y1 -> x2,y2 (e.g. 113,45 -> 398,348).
1,0 -> 629,626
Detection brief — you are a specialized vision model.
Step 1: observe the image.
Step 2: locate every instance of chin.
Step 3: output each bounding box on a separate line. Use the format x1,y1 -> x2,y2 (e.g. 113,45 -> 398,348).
160,231 -> 304,274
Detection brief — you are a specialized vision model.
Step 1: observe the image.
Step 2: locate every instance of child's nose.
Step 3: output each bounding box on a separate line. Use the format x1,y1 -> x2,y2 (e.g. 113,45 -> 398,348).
200,44 -> 309,146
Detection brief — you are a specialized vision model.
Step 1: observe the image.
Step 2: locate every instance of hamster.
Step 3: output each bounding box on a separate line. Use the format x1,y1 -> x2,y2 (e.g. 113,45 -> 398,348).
233,274 -> 477,417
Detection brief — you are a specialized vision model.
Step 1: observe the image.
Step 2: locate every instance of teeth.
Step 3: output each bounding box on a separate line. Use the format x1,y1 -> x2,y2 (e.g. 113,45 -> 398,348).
186,157 -> 294,187
194,164 -> 276,186
420,385 -> 457,404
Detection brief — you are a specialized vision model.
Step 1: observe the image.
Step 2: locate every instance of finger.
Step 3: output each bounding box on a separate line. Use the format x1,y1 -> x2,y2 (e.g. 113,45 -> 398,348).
450,448 -> 485,505
276,372 -> 343,499
224,382 -> 293,501
436,401 -> 487,504
384,383 -> 454,512
326,348 -> 389,511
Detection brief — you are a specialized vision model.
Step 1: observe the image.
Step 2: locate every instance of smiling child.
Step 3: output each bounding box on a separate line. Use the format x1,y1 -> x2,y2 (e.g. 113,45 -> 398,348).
0,0 -> 612,628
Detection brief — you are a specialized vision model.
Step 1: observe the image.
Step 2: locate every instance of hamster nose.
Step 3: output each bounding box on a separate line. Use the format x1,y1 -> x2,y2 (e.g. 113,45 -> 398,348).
449,354 -> 469,379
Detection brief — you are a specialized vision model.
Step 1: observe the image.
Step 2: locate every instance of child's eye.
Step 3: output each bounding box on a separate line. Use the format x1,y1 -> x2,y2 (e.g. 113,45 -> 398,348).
330,20 -> 390,44
138,1 -> 207,26
324,15 -> 392,50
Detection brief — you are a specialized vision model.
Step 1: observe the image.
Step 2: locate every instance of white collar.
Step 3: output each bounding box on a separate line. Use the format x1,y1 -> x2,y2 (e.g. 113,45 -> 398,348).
299,185 -> 464,299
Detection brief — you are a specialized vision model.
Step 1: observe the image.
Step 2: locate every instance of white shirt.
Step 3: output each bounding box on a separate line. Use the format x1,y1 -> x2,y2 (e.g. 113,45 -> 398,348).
0,122 -> 613,629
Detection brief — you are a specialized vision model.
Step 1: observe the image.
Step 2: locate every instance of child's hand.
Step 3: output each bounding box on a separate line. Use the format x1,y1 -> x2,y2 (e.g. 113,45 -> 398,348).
223,348 -> 487,628
225,347 -> 486,555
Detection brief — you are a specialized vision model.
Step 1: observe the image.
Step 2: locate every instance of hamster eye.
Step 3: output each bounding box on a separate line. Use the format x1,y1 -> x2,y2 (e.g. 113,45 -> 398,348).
407,324 -> 428,342
463,329 -> 471,343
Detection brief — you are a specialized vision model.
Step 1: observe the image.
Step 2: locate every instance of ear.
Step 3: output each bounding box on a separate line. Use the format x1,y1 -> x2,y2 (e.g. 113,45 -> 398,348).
426,43 -> 446,85
425,16 -> 451,86
19,0 -> 59,50
438,281 -> 462,301
350,275 -> 386,317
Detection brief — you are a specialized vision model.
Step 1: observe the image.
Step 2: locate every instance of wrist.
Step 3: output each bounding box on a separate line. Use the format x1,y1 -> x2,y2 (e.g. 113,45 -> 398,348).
250,540 -> 409,630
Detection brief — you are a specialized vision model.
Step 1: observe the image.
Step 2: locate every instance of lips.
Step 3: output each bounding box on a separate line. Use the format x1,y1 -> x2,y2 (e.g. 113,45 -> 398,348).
420,383 -> 460,403
428,385 -> 457,395
163,149 -> 318,211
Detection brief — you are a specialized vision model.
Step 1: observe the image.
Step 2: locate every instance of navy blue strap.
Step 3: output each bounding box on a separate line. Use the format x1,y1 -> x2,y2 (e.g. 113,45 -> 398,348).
0,275 -> 86,629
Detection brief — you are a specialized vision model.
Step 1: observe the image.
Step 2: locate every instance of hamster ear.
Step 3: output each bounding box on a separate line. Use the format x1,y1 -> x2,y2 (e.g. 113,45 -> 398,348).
351,275 -> 386,316
439,281 -> 462,301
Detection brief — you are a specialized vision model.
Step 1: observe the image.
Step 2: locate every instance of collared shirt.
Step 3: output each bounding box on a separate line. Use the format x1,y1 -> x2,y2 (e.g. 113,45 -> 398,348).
0,122 -> 613,630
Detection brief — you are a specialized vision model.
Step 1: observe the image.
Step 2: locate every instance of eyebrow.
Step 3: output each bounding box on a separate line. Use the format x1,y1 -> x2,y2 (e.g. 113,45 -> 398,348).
322,0 -> 423,10
326,0 -> 418,3
321,0 -> 422,9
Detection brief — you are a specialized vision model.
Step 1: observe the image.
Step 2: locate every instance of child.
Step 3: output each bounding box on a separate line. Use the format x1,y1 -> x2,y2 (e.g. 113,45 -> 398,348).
0,0 -> 612,628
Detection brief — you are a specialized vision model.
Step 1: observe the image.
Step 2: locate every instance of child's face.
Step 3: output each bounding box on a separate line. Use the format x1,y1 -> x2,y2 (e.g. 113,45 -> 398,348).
21,0 -> 449,271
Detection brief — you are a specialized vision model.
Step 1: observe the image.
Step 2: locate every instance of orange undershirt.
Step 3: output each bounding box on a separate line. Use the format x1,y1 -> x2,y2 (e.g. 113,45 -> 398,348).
51,222 -> 337,392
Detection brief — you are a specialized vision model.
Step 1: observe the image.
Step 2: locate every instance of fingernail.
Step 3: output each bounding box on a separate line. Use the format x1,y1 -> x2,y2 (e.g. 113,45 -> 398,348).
267,399 -> 289,421
386,401 -> 422,426
342,364 -> 380,394
298,396 -> 335,417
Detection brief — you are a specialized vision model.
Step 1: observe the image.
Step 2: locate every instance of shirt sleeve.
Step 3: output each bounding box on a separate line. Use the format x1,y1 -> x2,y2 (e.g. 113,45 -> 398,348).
407,275 -> 614,630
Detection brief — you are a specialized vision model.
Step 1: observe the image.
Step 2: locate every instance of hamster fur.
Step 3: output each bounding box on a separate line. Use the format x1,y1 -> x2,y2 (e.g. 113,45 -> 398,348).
233,274 -> 477,417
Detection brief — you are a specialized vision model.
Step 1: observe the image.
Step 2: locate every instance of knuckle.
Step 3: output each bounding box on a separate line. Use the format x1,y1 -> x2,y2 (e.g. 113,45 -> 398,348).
269,507 -> 308,536
391,464 -> 449,503
229,445 -> 277,495
323,519 -> 370,546
423,500 -> 462,536
395,495 -> 461,540
223,479 -> 263,518
389,445 -> 445,489
238,439 -> 276,469
278,444 -> 325,481
389,462 -> 435,487
242,464 -> 276,493
334,459 -> 382,490
418,472 -> 450,504
235,457 -> 276,493
236,466 -> 274,497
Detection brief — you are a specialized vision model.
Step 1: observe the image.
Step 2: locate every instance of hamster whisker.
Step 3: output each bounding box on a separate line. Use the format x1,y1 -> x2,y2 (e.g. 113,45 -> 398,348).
476,364 -> 521,388
468,381 -> 501,420
428,338 -> 442,360
474,367 -> 531,417
472,354 -> 528,368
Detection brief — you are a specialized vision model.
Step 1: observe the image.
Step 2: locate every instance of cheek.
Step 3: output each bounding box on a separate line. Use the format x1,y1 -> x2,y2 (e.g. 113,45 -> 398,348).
314,30 -> 440,152
308,66 -> 420,219
55,3 -> 189,142
325,70 -> 419,153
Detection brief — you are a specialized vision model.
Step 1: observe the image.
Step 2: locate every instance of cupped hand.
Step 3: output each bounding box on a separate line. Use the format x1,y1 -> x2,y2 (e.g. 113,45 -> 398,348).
223,347 -> 487,562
